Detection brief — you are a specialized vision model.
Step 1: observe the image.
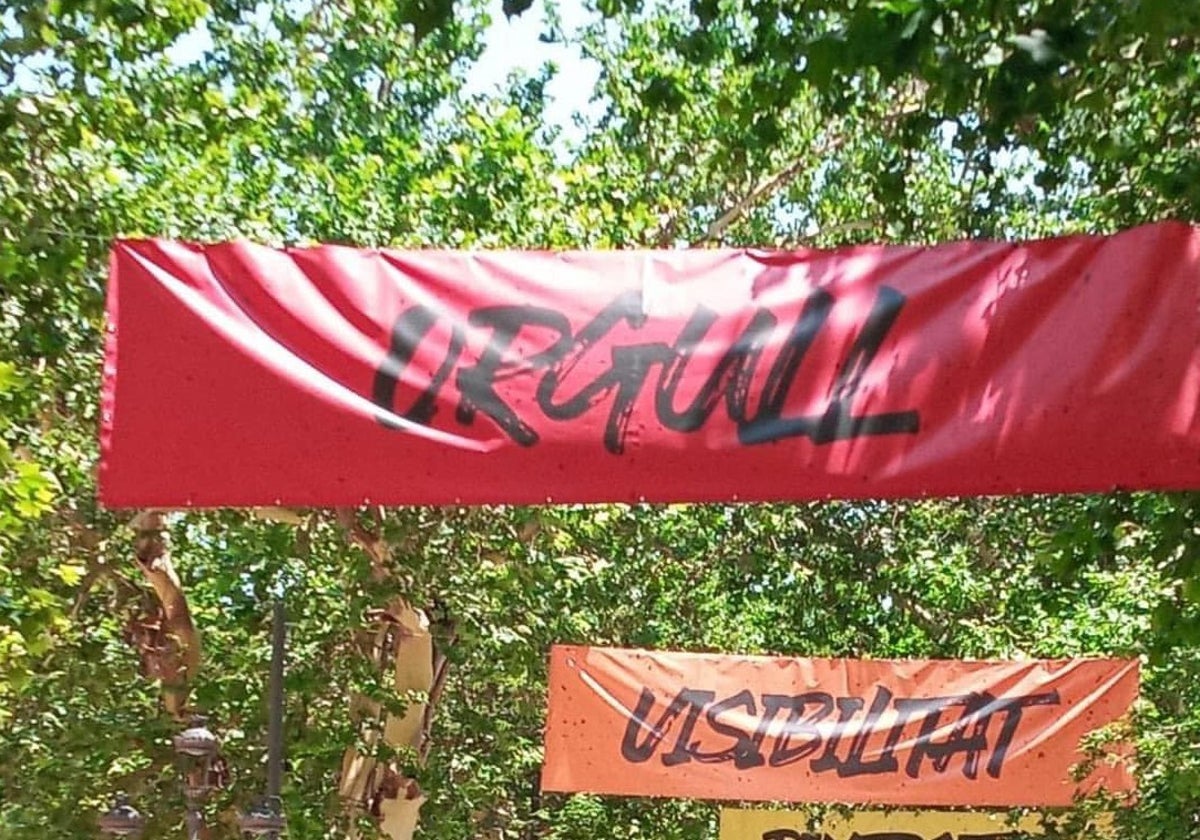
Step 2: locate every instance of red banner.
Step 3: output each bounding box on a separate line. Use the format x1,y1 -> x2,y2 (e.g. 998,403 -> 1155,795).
541,645 -> 1138,806
101,222 -> 1200,507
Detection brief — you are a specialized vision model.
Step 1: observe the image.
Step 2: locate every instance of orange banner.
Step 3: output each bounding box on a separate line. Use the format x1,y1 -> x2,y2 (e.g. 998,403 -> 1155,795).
541,646 -> 1138,806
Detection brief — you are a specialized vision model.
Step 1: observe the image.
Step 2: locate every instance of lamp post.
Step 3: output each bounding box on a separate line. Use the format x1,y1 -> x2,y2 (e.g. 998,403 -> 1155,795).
102,599 -> 288,838
98,794 -> 145,838
237,597 -> 287,839
239,796 -> 286,836
173,715 -> 219,840
99,716 -> 219,840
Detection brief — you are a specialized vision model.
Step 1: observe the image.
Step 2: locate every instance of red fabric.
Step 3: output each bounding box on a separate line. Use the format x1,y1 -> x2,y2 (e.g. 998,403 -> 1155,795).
100,222 -> 1200,507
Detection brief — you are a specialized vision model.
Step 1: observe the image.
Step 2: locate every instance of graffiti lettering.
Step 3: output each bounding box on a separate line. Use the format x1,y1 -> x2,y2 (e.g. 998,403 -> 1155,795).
620,685 -> 1060,780
372,287 -> 919,452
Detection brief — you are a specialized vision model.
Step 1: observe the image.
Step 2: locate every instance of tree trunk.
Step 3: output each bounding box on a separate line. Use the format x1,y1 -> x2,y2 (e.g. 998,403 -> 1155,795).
340,598 -> 433,840
129,510 -> 201,719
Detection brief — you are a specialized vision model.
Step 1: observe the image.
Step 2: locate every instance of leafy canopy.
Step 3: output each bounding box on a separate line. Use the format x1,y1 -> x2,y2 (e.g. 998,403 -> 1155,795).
2,0 -> 1199,837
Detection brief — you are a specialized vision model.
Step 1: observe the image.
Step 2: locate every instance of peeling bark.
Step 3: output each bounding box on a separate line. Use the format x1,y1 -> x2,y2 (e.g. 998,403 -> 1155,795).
334,509 -> 458,840
127,510 -> 201,719
340,599 -> 433,840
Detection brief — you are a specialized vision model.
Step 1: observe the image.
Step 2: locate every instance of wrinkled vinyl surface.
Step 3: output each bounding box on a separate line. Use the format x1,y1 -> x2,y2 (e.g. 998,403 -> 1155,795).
542,645 -> 1138,806
101,222 -> 1200,507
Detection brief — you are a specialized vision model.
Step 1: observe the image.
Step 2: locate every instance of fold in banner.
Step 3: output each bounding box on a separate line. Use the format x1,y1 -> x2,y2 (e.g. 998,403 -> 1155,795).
101,223 -> 1200,507
541,646 -> 1138,807
719,808 -> 1047,840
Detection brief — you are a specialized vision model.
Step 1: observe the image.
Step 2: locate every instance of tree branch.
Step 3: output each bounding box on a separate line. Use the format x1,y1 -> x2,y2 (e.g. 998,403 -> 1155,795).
418,612 -> 457,764
700,104 -> 922,245
129,510 -> 201,719
888,590 -> 952,647
336,507 -> 390,572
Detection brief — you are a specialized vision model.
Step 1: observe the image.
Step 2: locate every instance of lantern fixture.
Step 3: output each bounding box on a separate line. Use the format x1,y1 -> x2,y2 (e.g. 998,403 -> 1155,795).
98,794 -> 145,838
239,795 -> 285,837
173,715 -> 219,760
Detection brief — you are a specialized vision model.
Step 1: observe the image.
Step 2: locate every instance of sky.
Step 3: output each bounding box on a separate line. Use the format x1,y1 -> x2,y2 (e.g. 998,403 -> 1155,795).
6,0 -> 1047,226
465,0 -> 602,141
155,0 -> 601,143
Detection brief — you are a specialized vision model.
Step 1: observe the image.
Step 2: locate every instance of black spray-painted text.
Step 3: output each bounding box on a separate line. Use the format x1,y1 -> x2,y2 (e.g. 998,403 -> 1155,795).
621,685 -> 1060,780
372,287 -> 919,453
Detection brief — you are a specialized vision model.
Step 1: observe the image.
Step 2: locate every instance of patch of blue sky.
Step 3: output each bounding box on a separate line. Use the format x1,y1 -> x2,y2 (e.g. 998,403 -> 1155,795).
459,0 -> 603,149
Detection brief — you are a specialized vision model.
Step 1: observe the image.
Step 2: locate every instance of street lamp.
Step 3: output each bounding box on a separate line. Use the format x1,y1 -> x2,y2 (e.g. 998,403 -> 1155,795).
173,715 -> 220,762
102,599 -> 287,838
239,795 -> 286,836
174,715 -> 220,840
98,793 -> 145,838
237,598 -> 289,839
99,717 -> 221,839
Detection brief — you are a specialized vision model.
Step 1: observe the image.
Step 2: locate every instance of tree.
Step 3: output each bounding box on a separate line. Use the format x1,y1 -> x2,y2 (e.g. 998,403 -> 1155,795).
2,0 -> 1199,837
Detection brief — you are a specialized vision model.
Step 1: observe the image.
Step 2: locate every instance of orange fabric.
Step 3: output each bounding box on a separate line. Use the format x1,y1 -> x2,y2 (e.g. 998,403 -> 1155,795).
542,645 -> 1137,806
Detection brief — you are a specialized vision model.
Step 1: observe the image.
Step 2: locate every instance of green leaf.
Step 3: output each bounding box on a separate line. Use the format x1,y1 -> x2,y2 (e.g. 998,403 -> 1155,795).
397,0 -> 454,42
0,361 -> 20,395
54,564 -> 85,586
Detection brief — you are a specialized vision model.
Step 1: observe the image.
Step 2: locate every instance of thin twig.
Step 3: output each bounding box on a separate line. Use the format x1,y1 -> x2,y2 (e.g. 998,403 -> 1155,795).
336,508 -> 390,571
701,104 -> 922,245
776,219 -> 876,249
417,624 -> 457,764
12,225 -> 115,243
